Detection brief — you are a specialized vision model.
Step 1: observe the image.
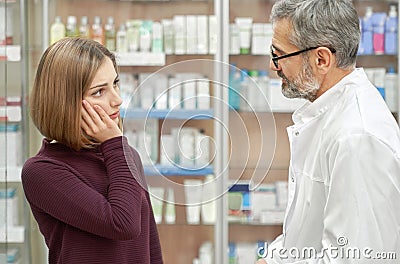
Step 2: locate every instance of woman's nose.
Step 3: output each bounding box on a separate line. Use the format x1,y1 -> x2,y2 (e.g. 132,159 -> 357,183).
111,89 -> 123,107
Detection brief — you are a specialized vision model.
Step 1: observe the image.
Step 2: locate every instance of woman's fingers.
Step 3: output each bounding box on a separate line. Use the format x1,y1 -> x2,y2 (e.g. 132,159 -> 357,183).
83,100 -> 101,123
81,100 -> 122,142
93,104 -> 112,124
81,101 -> 101,134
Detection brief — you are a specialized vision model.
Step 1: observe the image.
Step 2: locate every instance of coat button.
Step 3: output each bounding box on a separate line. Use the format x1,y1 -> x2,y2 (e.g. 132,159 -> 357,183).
294,131 -> 299,136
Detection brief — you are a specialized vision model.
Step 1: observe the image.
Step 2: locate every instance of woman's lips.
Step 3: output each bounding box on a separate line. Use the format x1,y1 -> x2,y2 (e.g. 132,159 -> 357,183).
109,111 -> 119,119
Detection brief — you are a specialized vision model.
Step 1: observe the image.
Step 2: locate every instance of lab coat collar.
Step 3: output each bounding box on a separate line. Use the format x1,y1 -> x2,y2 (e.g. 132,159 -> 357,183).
292,68 -> 363,126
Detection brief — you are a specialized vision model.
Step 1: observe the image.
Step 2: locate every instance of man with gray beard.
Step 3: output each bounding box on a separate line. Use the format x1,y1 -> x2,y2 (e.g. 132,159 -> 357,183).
257,0 -> 400,263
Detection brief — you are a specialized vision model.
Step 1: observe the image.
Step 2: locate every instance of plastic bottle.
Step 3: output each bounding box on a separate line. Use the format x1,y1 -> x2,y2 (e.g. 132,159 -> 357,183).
126,20 -> 141,52
385,66 -> 398,112
152,21 -> 163,53
385,5 -> 398,55
228,64 -> 241,110
239,69 -> 250,111
0,2 -> 14,45
358,17 -> 364,55
140,20 -> 152,52
372,12 -> 386,55
50,16 -> 66,45
362,7 -> 374,55
229,243 -> 238,264
248,70 -> 259,111
257,70 -> 270,111
105,16 -> 116,51
65,16 -> 78,37
164,188 -> 176,224
79,16 -> 91,39
199,241 -> 213,264
116,23 -> 128,52
92,16 -> 104,45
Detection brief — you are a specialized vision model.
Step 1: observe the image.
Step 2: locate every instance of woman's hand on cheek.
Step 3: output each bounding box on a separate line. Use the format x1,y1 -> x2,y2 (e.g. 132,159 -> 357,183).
81,100 -> 122,143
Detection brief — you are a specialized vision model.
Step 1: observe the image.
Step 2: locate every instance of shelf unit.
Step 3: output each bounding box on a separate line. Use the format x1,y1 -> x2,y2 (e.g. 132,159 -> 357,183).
34,0 -> 227,263
1,0 -> 31,263
227,0 -> 400,263
26,0 -> 400,263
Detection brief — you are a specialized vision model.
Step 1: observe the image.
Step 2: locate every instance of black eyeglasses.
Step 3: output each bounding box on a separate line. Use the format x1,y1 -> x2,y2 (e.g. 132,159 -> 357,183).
270,46 -> 336,69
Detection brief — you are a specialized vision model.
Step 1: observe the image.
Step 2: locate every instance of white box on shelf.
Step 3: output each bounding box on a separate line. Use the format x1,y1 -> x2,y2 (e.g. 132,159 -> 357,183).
208,15 -> 217,54
168,76 -> 182,109
160,134 -> 175,166
197,15 -> 208,54
154,74 -> 168,110
178,127 -> 196,168
0,128 -> 22,168
138,73 -> 155,110
195,130 -> 211,168
197,79 -> 211,110
251,184 -> 276,221
0,45 -> 20,61
186,15 -> 198,54
259,210 -> 285,224
275,181 -> 288,210
0,105 -> 21,122
114,52 -> 165,66
0,188 -> 19,227
0,166 -> 22,182
173,15 -> 186,55
182,80 -> 197,110
0,226 -> 24,243
251,23 -> 270,55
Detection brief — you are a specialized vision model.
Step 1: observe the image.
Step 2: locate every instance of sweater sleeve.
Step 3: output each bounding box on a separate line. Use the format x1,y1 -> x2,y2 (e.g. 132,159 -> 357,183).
22,136 -> 145,240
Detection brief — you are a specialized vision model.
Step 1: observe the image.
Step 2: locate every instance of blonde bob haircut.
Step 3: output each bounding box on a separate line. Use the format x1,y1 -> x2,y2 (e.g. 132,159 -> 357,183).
30,37 -> 119,150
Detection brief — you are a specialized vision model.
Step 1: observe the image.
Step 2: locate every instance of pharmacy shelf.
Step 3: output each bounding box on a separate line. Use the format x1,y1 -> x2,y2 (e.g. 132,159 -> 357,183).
228,215 -> 285,226
0,45 -> 21,62
115,52 -> 166,66
0,167 -> 22,182
0,226 -> 25,243
0,105 -> 22,122
144,164 -> 213,176
121,108 -> 214,120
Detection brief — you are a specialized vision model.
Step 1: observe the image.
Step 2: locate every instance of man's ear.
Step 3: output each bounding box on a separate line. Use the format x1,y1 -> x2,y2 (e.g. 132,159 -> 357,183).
313,47 -> 334,75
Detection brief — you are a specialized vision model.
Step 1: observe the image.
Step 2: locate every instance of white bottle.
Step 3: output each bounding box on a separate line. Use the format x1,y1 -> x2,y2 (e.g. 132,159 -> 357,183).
152,22 -> 163,53
239,69 -> 250,111
50,16 -> 66,45
199,241 -> 213,264
105,16 -> 116,51
385,66 -> 398,112
116,24 -> 128,53
257,70 -> 270,111
92,16 -> 104,45
79,16 -> 91,38
164,188 -> 176,224
65,15 -> 78,37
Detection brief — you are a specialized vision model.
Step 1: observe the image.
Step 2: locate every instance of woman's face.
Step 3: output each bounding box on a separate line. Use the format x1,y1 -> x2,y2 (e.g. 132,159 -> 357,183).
83,57 -> 122,125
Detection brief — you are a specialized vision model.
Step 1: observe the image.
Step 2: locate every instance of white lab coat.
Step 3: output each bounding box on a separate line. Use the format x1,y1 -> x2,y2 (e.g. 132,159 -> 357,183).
264,68 -> 400,264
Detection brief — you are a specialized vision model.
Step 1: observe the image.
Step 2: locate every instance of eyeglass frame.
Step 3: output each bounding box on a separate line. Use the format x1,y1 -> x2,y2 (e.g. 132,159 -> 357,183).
270,46 -> 336,69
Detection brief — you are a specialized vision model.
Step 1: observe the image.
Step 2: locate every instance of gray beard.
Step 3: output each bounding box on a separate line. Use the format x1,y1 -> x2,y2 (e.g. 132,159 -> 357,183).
278,61 -> 320,102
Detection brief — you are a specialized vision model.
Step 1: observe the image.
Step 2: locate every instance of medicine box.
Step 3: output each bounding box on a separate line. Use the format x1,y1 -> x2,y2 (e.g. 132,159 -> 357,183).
0,188 -> 19,227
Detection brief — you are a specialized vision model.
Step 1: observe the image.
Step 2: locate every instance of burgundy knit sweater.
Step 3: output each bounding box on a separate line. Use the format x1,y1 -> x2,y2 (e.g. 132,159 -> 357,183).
21,136 -> 163,264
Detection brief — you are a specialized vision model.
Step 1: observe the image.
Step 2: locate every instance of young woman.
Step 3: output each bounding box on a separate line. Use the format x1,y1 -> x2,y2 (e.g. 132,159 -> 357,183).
22,37 -> 163,264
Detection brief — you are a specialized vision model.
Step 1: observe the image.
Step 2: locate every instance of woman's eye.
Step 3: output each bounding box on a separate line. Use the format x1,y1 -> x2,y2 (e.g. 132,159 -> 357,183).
91,89 -> 104,97
113,79 -> 120,89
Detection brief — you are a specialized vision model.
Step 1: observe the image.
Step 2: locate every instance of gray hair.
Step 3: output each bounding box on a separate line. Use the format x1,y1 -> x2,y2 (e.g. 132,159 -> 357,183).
270,0 -> 360,69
